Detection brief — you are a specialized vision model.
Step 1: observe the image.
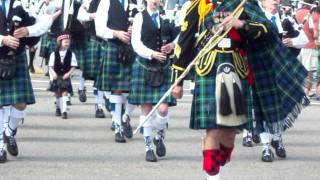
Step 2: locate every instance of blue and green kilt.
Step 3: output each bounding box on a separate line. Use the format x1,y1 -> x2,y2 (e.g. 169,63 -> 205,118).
47,33 -> 57,56
71,40 -> 87,70
128,57 -> 176,106
0,52 -> 35,106
39,33 -> 57,60
94,41 -> 131,91
190,50 -> 251,129
39,33 -> 49,58
82,37 -> 102,80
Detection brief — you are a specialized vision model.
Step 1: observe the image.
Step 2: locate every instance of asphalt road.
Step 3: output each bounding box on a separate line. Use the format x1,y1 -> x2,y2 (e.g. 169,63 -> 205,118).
0,73 -> 319,180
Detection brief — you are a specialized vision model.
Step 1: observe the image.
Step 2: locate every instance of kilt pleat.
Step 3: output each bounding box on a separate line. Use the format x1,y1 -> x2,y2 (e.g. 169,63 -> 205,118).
95,41 -> 131,91
39,33 -> 49,58
82,37 -> 102,80
71,41 -> 87,70
0,52 -> 35,106
128,57 -> 176,106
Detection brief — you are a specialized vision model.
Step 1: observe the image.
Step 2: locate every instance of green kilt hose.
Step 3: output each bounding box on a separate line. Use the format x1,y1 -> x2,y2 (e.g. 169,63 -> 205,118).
190,51 -> 250,129
0,52 -> 35,106
82,36 -> 102,80
128,57 -> 176,106
95,41 -> 131,91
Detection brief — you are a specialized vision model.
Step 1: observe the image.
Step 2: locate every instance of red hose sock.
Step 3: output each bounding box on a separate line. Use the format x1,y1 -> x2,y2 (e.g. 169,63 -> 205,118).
220,144 -> 234,166
203,149 -> 222,176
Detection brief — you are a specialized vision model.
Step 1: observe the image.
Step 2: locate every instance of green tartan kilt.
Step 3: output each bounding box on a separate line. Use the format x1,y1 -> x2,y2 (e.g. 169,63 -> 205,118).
128,57 -> 176,106
39,33 -> 49,58
95,41 -> 131,91
71,40 -> 87,70
190,51 -> 251,129
47,34 -> 57,55
39,33 -> 57,60
0,52 -> 35,106
82,37 -> 102,80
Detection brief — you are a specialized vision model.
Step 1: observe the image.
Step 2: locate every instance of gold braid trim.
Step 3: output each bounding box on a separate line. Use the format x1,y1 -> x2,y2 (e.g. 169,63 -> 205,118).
172,64 -> 186,71
186,0 -> 201,15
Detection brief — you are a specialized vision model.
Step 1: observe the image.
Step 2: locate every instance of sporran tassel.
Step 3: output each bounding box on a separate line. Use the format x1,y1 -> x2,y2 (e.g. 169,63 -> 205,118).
219,76 -> 232,116
233,77 -> 246,115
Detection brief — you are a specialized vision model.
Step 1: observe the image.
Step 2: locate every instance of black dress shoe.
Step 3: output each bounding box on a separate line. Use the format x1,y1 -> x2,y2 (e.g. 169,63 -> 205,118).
4,134 -> 19,156
242,135 -> 254,147
0,149 -> 7,163
78,89 -> 87,102
3,130 -> 17,143
271,139 -> 287,158
252,134 -> 261,144
110,121 -> 116,131
122,115 -> 133,138
62,112 -> 68,119
146,149 -> 157,162
56,108 -> 61,116
115,132 -> 126,143
261,148 -> 274,162
95,109 -> 106,118
153,138 -> 166,157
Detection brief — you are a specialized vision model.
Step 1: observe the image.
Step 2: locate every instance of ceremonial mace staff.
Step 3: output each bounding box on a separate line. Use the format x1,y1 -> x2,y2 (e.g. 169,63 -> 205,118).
133,0 -> 247,135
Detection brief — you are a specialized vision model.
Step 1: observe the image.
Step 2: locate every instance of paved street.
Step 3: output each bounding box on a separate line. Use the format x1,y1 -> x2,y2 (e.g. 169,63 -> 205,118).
0,74 -> 319,180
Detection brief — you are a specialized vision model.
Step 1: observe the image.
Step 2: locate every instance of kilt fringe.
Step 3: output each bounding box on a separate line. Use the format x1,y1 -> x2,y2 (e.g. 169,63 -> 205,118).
282,96 -> 309,131
267,96 -> 309,133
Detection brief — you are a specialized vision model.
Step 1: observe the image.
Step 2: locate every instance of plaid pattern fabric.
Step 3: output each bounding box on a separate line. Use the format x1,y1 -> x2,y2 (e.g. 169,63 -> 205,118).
190,0 -> 308,133
39,33 -> 57,59
190,52 -> 250,129
0,53 -> 35,106
82,37 -> 102,80
94,41 -> 131,91
128,57 -> 176,106
39,33 -> 49,58
49,77 -> 71,94
46,34 -> 58,59
71,41 -> 87,69
242,1 -> 309,133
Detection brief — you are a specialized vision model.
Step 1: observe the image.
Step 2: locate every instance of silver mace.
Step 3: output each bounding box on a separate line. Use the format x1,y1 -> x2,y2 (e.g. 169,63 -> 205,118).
133,0 -> 247,135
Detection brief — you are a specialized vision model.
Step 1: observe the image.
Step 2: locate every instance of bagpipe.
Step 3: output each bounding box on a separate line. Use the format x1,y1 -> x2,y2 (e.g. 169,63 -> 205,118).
116,0 -> 139,65
0,0 -> 40,80
144,19 -> 178,87
10,0 -> 41,47
66,0 -> 87,45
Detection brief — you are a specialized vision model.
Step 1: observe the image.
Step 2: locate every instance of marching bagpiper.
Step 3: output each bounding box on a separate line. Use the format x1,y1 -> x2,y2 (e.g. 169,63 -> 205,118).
243,0 -> 309,162
76,0 -> 108,118
130,0 -> 178,162
171,0 -> 308,179
94,0 -> 136,143
0,0 -> 52,163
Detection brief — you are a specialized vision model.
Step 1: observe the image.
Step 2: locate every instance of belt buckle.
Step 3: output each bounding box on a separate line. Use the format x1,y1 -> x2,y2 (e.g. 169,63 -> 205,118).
218,38 -> 231,48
